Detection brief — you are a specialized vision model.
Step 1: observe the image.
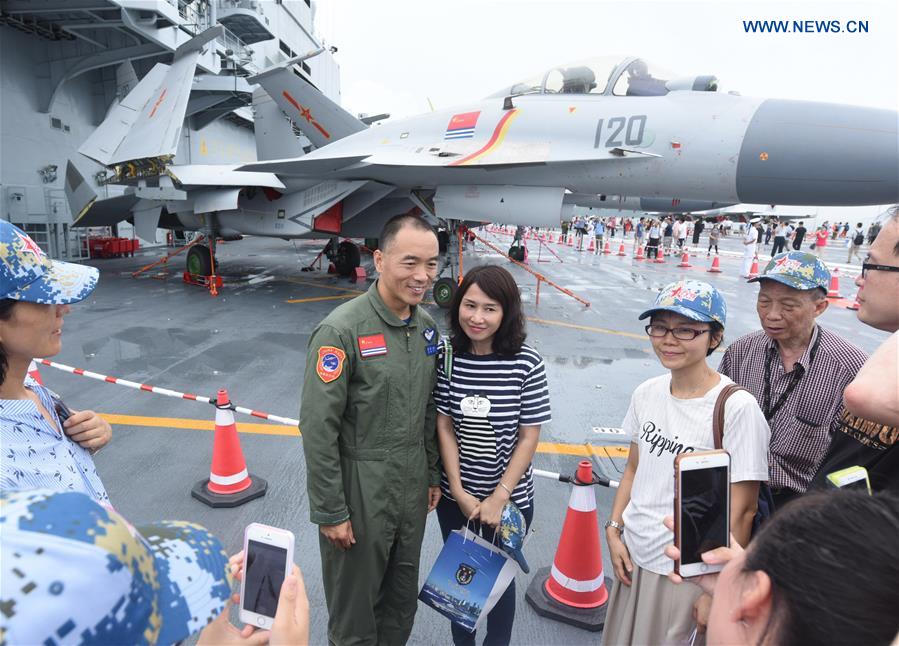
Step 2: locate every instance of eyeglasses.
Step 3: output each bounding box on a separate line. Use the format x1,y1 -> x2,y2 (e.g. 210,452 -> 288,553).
645,324 -> 710,340
861,262 -> 899,279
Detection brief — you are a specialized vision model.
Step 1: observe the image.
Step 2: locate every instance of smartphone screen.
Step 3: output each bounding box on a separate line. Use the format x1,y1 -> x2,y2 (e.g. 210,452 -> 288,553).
242,540 -> 288,618
680,465 -> 729,566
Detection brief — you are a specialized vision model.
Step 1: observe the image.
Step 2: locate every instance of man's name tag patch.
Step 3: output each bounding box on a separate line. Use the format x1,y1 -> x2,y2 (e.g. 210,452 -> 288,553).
358,333 -> 387,358
316,346 -> 346,383
426,344 -> 439,356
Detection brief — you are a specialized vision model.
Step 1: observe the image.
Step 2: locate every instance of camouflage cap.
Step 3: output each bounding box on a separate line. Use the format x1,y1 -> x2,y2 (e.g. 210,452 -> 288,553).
748,251 -> 831,292
0,489 -> 232,645
1,220 -> 98,304
498,501 -> 529,573
639,279 -> 727,326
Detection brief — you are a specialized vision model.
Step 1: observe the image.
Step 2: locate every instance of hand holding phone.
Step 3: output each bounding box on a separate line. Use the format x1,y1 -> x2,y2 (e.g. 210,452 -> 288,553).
239,523 -> 295,630
674,450 -> 730,578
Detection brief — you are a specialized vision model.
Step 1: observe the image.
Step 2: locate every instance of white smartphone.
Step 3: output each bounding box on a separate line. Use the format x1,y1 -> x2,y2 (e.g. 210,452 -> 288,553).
673,449 -> 730,578
239,523 -> 295,629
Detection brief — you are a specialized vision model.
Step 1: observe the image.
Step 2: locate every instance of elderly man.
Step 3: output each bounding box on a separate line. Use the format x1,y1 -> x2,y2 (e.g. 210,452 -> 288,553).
812,208 -> 899,493
719,251 -> 868,510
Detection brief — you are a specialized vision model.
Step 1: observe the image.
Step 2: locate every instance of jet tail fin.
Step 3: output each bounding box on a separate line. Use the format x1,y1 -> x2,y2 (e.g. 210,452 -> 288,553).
252,87 -> 306,161
64,161 -> 98,224
78,26 -> 223,167
250,61 -> 366,149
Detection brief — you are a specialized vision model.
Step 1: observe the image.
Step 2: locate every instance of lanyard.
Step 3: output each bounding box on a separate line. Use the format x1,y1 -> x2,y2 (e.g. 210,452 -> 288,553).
442,337 -> 453,379
762,332 -> 821,421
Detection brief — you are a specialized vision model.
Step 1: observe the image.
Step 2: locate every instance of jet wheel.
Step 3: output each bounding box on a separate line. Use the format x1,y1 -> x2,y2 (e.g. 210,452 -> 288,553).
334,241 -> 361,277
433,277 -> 456,309
186,245 -> 214,276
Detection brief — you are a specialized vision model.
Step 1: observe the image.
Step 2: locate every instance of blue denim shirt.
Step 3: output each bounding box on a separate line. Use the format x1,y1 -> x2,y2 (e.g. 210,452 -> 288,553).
0,376 -> 109,503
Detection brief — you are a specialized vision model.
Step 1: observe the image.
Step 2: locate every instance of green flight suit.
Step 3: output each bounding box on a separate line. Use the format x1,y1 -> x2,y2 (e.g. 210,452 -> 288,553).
300,280 -> 440,646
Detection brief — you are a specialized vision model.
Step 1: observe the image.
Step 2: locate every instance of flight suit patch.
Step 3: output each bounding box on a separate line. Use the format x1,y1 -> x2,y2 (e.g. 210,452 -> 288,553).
422,327 -> 437,343
358,333 -> 387,358
316,346 -> 346,383
425,344 -> 439,356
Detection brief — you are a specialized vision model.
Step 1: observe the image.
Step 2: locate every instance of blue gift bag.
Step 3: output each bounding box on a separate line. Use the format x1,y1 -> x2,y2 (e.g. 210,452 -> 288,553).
419,527 -> 517,633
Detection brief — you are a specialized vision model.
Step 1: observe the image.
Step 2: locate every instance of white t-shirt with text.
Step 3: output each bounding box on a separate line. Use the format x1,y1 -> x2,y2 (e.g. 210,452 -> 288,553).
621,374 -> 770,575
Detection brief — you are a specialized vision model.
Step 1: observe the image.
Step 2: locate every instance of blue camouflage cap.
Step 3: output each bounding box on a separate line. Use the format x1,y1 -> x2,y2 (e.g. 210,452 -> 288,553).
1,220 -> 98,304
0,489 -> 232,645
639,279 -> 727,326
498,501 -> 530,573
748,251 -> 831,293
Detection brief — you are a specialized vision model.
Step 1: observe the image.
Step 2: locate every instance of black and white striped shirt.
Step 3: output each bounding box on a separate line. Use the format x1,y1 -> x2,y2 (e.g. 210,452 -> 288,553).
434,344 -> 551,509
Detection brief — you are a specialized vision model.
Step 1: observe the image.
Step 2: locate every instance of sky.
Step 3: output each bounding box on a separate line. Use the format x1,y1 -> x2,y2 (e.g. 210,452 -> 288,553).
312,0 -> 898,223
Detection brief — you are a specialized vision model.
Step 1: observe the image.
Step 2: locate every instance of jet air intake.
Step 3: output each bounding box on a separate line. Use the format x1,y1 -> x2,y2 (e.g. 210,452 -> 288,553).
434,186 -> 565,228
736,99 -> 899,206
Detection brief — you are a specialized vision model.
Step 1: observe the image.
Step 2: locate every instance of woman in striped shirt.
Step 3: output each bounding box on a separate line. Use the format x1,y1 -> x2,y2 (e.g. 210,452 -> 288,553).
434,264 -> 551,646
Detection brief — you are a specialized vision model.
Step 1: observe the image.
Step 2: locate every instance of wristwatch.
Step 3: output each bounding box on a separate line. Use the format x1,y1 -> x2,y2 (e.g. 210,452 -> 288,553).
604,520 -> 624,533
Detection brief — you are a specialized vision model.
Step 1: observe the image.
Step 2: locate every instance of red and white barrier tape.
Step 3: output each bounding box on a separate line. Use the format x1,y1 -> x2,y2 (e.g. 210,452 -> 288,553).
35,358 -> 300,427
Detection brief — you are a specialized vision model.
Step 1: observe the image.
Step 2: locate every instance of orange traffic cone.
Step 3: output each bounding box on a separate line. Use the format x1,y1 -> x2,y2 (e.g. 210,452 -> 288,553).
548,233 -> 555,243
634,244 -> 645,261
847,289 -> 860,310
602,240 -> 612,255
827,267 -> 843,299
192,389 -> 268,507
526,461 -> 610,630
617,243 -> 626,256
654,245 -> 666,264
567,235 -> 574,247
588,237 -> 595,252
678,250 -> 692,268
28,360 -> 43,385
708,255 -> 722,273
747,255 -> 760,279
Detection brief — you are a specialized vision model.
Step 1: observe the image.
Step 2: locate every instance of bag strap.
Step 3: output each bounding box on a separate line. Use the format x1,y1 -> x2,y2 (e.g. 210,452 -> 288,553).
712,384 -> 747,449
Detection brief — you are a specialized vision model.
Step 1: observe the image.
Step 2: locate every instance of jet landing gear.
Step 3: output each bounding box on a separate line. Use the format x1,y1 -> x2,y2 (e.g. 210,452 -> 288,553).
333,240 -> 361,277
186,244 -> 215,277
304,238 -> 362,277
432,277 -> 457,308
183,230 -> 222,296
432,222 -> 462,309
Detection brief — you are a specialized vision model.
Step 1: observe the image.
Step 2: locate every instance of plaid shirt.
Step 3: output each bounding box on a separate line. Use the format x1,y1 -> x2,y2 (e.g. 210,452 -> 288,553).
719,326 -> 868,493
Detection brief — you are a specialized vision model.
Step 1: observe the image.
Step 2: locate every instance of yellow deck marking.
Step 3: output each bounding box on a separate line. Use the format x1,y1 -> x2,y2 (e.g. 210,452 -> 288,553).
283,277 -> 365,295
99,413 -> 630,457
100,414 -> 299,437
286,294 -> 358,304
527,316 -> 647,341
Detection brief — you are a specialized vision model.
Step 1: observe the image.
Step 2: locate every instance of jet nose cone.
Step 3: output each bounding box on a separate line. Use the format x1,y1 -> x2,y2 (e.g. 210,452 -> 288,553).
736,99 -> 899,206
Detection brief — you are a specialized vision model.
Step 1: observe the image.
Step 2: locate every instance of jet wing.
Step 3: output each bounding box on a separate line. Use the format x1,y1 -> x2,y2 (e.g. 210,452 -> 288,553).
250,60 -> 366,149
167,165 -> 286,189
237,155 -> 370,176
71,194 -> 141,227
78,26 -> 222,166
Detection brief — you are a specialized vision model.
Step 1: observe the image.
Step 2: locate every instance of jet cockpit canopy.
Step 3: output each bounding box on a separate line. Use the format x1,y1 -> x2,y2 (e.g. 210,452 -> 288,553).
487,56 -> 717,98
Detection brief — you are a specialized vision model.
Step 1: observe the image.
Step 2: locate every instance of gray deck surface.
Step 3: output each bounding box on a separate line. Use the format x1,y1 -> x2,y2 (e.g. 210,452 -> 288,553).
40,229 -> 883,645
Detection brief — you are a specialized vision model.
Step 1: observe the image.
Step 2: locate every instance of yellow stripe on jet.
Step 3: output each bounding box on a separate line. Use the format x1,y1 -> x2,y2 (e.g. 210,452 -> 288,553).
449,109 -> 521,166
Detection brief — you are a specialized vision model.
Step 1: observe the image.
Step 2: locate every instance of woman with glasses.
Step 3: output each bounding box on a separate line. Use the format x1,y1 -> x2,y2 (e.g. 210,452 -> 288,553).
600,280 -> 770,646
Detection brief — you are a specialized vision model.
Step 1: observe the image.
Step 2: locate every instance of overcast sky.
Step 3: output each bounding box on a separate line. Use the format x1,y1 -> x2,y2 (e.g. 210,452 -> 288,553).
314,0 -> 898,222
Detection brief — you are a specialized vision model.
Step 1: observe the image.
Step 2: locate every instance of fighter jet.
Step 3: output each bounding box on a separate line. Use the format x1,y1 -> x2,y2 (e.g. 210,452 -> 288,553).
68,46 -> 899,302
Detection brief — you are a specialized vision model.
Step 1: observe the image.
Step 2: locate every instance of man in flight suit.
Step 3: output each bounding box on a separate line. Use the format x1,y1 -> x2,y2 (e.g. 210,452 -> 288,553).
300,213 -> 443,645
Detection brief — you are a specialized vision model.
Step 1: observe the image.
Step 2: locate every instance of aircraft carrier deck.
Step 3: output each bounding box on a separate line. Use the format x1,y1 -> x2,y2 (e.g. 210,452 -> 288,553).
40,230 -> 885,645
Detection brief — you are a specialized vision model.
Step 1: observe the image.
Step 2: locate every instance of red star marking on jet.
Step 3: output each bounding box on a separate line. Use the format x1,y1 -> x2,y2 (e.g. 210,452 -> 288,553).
16,231 -> 44,258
